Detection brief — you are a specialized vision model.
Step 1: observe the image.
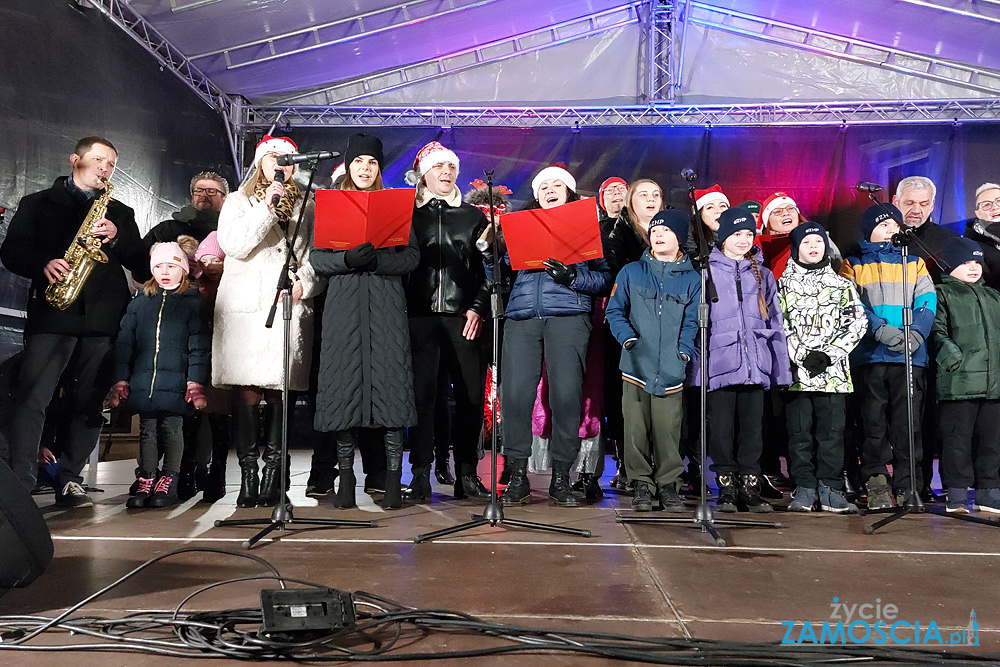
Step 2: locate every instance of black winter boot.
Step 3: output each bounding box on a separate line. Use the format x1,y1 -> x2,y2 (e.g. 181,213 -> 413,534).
738,474 -> 774,513
305,435 -> 338,498
382,428 -> 404,510
201,414 -> 230,503
403,465 -> 432,502
233,405 -> 260,508
334,429 -> 358,509
499,454 -> 512,485
499,457 -> 530,505
454,461 -> 490,499
715,472 -> 737,513
549,460 -> 581,507
258,403 -> 289,507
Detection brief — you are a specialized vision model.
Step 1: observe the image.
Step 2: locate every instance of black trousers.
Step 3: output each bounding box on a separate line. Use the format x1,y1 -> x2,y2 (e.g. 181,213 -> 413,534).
408,315 -> 485,470
856,363 -> 926,492
938,399 -> 1000,490
2,334 -> 111,490
138,413 -> 184,476
785,392 -> 847,490
707,385 -> 764,475
501,314 -> 591,463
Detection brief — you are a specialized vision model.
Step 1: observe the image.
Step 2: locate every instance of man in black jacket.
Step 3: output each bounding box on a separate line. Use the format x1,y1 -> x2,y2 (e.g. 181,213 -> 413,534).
401,141 -> 490,501
144,171 -> 229,245
0,136 -> 150,506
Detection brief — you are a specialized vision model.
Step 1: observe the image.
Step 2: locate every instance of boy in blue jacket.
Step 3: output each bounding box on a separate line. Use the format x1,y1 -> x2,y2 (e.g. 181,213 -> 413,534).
606,210 -> 701,512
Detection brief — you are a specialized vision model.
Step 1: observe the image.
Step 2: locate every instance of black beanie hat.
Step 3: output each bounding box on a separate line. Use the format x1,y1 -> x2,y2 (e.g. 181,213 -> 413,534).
790,221 -> 828,263
938,237 -> 984,275
715,207 -> 756,248
860,203 -> 902,242
648,210 -> 690,247
345,133 -> 385,170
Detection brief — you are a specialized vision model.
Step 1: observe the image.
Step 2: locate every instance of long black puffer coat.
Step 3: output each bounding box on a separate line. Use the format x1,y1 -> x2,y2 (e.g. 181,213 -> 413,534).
311,231 -> 420,432
113,287 -> 210,415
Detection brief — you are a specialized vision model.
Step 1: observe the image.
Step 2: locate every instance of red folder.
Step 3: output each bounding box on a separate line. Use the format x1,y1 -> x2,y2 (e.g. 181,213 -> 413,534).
501,198 -> 604,270
314,188 -> 415,249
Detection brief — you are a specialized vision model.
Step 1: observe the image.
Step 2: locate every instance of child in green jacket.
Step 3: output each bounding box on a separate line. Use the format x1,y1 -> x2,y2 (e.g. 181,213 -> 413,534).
930,237 -> 1000,513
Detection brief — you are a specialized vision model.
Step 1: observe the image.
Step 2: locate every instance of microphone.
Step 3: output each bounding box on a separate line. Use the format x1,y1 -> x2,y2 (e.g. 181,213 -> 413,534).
271,170 -> 285,208
856,181 -> 883,193
476,225 -> 494,253
276,150 -> 340,166
680,168 -> 697,182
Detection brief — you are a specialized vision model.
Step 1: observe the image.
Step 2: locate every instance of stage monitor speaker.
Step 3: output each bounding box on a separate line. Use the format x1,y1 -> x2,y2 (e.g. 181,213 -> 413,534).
0,458 -> 53,597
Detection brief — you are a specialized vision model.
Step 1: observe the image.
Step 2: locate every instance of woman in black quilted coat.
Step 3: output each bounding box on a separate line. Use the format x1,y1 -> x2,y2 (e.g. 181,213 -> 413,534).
311,133 -> 419,510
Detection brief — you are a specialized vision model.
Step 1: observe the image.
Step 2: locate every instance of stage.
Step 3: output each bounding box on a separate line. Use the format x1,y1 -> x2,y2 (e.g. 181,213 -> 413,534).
1,452 -> 998,664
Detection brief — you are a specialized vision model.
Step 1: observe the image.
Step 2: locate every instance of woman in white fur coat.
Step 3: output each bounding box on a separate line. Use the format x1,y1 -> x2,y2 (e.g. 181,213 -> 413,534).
213,135 -> 322,508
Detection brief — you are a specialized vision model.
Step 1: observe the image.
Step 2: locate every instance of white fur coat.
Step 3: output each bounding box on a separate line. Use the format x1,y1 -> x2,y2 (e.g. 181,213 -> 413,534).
212,191 -> 323,391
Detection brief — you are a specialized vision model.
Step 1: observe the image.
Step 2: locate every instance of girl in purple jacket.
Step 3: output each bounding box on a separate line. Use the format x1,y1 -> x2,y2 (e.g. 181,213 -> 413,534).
695,208 -> 792,513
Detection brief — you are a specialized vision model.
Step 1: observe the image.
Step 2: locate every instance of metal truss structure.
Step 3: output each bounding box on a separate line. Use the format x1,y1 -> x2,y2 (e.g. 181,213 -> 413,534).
241,99 -> 1000,129
88,0 -> 1000,152
687,1 -> 1000,96
88,0 -> 246,173
273,3 -> 643,106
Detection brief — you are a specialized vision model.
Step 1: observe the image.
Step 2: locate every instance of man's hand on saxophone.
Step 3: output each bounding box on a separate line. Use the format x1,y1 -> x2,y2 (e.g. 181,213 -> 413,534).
91,217 -> 118,242
44,258 -> 71,284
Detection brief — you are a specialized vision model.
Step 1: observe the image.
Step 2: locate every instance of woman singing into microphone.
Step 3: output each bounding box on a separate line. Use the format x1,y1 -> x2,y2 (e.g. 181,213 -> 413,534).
213,136 -> 322,509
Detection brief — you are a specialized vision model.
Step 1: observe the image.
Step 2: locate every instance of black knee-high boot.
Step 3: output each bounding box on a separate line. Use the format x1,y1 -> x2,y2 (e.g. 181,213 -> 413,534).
334,429 -> 358,509
258,403 -> 289,507
233,405 -> 260,508
202,413 -> 230,503
382,428 -> 404,509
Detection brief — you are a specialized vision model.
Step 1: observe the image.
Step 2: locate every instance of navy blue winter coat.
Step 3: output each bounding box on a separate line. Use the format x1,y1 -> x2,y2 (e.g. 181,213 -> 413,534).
113,287 -> 210,415
606,250 -> 701,396
489,255 -> 612,320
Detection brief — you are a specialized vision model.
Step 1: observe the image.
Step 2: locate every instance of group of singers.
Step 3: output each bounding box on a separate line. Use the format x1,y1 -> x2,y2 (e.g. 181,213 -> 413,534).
4,133 -> 1000,519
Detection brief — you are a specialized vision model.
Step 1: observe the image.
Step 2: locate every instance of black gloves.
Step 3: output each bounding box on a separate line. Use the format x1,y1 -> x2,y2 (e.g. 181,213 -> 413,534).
801,350 -> 832,377
345,242 -> 377,270
542,258 -> 576,286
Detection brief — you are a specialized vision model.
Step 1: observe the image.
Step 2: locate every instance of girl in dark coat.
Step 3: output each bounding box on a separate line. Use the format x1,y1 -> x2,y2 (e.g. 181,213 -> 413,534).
311,133 -> 420,510
108,242 -> 210,508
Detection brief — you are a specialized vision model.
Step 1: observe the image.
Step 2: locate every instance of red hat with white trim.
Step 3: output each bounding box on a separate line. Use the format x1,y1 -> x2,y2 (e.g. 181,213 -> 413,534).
405,141 -> 460,186
760,192 -> 797,232
531,164 -> 576,200
253,135 -> 298,168
694,184 -> 729,210
599,177 -> 628,211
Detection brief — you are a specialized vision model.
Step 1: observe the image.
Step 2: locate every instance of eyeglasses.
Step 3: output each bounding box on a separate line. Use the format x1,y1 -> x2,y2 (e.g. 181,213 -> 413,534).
976,198 -> 1000,211
604,185 -> 628,194
192,187 -> 224,197
769,206 -> 798,216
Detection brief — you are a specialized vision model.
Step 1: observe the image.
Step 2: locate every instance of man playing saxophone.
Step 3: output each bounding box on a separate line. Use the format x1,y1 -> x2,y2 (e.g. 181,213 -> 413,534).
0,136 -> 149,506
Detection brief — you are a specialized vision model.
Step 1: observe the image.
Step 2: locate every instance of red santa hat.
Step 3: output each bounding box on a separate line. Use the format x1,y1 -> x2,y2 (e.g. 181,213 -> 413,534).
252,135 -> 298,168
405,141 -> 460,186
531,164 -> 577,200
694,184 -> 729,210
599,177 -> 628,210
760,192 -> 798,233
330,162 -> 346,186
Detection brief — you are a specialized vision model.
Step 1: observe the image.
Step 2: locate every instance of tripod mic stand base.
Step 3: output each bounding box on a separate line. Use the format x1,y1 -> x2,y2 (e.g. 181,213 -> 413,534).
413,499 -> 592,543
216,504 -> 380,549
617,503 -> 782,547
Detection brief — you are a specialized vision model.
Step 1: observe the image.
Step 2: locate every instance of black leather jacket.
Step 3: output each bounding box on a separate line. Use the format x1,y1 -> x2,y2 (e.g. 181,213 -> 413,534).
405,197 -> 490,318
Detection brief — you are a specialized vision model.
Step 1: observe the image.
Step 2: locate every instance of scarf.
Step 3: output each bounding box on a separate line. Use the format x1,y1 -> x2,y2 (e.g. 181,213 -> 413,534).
253,177 -> 301,229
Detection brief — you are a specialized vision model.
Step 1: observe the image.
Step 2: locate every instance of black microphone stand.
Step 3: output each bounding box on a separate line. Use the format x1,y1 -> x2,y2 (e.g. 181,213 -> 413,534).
216,159 -> 378,548
859,193 -> 999,532
415,170 -> 591,543
617,173 -> 781,545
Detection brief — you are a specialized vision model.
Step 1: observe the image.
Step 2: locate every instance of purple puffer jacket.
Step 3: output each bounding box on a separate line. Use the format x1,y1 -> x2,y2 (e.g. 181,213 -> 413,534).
691,246 -> 792,391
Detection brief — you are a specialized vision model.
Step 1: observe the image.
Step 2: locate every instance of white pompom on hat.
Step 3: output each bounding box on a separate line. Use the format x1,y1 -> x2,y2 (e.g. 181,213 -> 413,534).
531,165 -> 576,200
150,241 -> 190,275
405,141 -> 460,186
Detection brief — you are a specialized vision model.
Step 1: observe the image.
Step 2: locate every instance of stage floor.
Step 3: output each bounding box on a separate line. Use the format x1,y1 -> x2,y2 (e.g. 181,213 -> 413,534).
3,453 -> 999,665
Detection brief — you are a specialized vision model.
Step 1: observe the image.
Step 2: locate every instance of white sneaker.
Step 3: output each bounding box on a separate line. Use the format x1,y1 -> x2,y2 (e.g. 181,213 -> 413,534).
55,481 -> 93,508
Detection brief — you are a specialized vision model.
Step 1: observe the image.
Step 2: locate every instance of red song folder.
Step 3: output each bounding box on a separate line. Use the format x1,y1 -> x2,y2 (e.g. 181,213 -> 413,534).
314,188 -> 415,249
500,198 -> 604,270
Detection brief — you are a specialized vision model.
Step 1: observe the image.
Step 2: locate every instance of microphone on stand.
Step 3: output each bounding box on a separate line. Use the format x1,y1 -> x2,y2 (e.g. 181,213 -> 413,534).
680,168 -> 697,182
276,151 -> 340,166
271,170 -> 285,208
856,181 -> 883,193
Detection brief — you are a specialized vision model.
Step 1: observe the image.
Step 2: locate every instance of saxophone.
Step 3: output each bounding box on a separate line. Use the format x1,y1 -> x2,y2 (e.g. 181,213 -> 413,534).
45,177 -> 112,310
